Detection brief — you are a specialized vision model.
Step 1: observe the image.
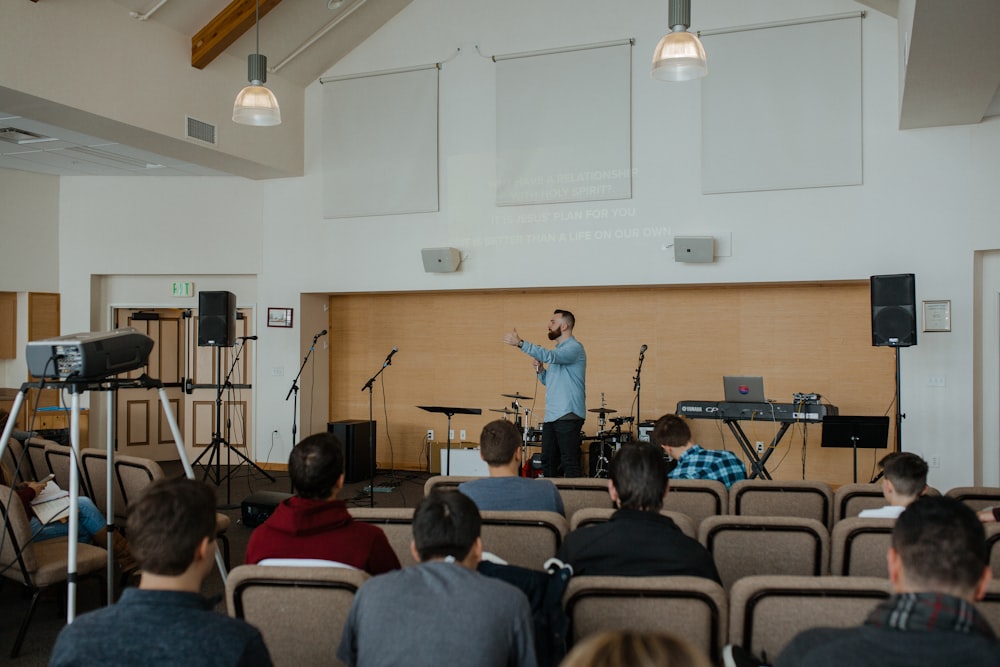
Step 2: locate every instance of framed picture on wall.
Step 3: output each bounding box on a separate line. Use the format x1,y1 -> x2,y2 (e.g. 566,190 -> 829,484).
922,300 -> 951,332
267,307 -> 293,328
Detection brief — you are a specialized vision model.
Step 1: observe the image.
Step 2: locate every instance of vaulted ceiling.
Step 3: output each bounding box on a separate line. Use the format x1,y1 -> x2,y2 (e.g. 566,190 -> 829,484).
1,0 -> 998,178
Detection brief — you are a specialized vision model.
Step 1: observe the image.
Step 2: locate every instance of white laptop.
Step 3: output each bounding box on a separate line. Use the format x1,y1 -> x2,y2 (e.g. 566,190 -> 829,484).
723,375 -> 766,403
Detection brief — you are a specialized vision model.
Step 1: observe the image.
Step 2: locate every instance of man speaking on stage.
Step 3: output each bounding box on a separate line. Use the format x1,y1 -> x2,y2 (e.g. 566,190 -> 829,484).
504,309 -> 587,478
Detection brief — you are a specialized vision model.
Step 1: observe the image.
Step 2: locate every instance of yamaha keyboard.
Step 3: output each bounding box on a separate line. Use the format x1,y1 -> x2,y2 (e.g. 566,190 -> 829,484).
677,400 -> 838,423
675,400 -> 839,480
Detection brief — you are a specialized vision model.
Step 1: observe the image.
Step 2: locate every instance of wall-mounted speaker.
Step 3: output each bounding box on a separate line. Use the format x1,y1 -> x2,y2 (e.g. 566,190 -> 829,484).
198,291 -> 236,347
421,247 -> 462,273
871,274 -> 916,347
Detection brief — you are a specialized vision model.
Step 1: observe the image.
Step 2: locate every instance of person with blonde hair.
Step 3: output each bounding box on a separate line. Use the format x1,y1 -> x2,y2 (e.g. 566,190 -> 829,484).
560,631 -> 712,667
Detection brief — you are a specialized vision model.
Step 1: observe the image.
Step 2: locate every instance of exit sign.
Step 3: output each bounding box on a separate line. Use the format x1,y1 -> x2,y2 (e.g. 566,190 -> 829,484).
171,282 -> 194,297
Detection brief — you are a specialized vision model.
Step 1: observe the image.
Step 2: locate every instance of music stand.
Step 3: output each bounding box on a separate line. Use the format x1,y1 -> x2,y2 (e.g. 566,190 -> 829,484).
417,406 -> 482,475
821,415 -> 890,483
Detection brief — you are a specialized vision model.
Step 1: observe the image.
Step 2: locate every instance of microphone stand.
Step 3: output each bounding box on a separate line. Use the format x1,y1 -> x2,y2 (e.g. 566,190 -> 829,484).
286,331 -> 323,450
633,347 -> 646,430
361,350 -> 395,508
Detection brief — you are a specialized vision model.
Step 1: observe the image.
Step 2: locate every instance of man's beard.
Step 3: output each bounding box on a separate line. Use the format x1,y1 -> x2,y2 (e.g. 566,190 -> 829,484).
547,329 -> 560,341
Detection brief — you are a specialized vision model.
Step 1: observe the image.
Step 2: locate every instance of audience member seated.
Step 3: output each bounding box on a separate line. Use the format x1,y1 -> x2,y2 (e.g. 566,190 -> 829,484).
458,419 -> 565,515
337,490 -> 537,667
50,477 -> 273,667
653,414 -> 746,489
771,496 -> 999,667
555,442 -> 721,582
857,452 -> 928,519
562,631 -> 712,667
245,432 -> 400,574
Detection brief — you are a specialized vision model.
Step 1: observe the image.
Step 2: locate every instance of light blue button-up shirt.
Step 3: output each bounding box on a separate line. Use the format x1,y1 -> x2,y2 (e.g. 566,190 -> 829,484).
520,336 -> 586,422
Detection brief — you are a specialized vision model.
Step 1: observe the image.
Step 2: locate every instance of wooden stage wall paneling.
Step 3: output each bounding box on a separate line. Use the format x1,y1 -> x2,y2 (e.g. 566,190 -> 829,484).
327,282 -> 896,485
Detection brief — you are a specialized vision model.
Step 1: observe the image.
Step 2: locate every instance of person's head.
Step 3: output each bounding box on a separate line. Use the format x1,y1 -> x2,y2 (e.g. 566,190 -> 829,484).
608,442 -> 669,512
411,490 -> 482,566
548,309 -> 576,340
126,477 -> 217,577
878,452 -> 928,503
479,420 -> 522,469
289,432 -> 345,500
889,495 -> 991,601
560,631 -> 712,667
651,414 -> 693,457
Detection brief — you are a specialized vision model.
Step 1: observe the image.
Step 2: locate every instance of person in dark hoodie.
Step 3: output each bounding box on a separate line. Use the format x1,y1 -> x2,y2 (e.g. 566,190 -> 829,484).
244,432 -> 400,573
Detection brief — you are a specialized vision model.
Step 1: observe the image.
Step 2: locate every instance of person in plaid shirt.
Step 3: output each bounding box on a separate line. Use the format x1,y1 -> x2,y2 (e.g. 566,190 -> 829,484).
652,413 -> 746,489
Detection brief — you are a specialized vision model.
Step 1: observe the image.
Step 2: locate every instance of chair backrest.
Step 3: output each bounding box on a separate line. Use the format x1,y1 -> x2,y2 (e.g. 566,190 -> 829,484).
0,483 -> 39,578
977,579 -> 1000,635
81,449 -> 127,520
728,575 -> 892,662
349,507 -> 417,567
663,479 -> 728,530
830,517 -> 895,577
2,438 -> 30,484
43,441 -> 88,498
563,575 -> 728,665
549,478 -> 614,518
114,454 -> 165,506
987,523 -> 1000,578
569,507 -> 696,539
698,515 -> 830,590
833,483 -> 886,521
480,510 -> 568,569
24,437 -> 55,482
945,486 -> 1000,512
423,475 -> 478,496
729,479 -> 834,528
226,564 -> 370,667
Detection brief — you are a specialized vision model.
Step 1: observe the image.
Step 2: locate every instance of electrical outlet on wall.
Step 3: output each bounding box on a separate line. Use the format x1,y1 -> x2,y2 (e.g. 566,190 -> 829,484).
449,429 -> 455,441
756,441 -> 764,454
427,429 -> 434,441
460,429 -> 467,441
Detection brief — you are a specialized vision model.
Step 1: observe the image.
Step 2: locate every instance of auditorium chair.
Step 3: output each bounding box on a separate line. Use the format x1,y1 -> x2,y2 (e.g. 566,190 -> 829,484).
977,580 -> 1000,633
549,477 -> 614,518
988,523 -> 1000,578
728,575 -> 892,663
480,510 -> 569,569
24,437 -> 54,483
663,478 -> 729,530
562,575 -> 727,664
568,507 -> 696,539
43,441 -> 90,499
946,486 -> 1000,512
829,517 -> 895,577
348,507 -> 418,567
226,564 -> 369,667
832,483 -> 886,522
81,449 -> 127,521
2,437 -> 30,484
422,474 -> 477,496
729,479 -> 833,529
698,515 -> 830,590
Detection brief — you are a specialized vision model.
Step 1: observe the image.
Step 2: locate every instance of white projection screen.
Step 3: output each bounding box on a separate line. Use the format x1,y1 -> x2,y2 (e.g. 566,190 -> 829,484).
700,14 -> 863,194
322,66 -> 439,219
495,41 -> 633,206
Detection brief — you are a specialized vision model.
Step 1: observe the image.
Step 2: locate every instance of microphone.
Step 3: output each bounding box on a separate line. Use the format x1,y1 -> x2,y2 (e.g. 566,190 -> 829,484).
314,329 -> 328,340
385,347 -> 398,363
238,335 -> 258,341
640,344 -> 647,354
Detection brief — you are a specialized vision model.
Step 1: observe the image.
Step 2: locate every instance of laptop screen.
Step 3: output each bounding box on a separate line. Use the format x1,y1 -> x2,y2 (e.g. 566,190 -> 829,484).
723,376 -> 766,403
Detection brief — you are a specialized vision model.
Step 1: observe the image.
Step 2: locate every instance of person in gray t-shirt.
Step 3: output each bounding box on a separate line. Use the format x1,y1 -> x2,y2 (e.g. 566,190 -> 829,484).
459,420 -> 564,515
337,490 -> 537,667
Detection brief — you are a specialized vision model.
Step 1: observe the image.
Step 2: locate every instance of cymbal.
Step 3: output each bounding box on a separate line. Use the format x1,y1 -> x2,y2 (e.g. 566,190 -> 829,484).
502,393 -> 533,400
589,407 -> 618,414
489,408 -> 516,414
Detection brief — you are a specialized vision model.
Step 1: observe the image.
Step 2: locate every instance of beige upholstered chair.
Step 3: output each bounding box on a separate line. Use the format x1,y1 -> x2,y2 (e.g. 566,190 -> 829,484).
550,478 -> 614,518
698,515 -> 830,590
2,437 -> 30,484
0,484 -> 107,658
830,517 -> 895,577
226,564 -> 369,667
568,507 -> 697,539
945,486 -> 1000,512
422,475 -> 477,496
563,575 -> 728,664
480,510 -> 568,569
348,507 -> 417,567
976,579 -> 1000,634
81,449 -> 127,521
729,479 -> 834,528
987,523 -> 1000,578
833,483 -> 886,521
43,441 -> 89,498
663,478 -> 729,530
24,437 -> 54,483
728,575 -> 892,663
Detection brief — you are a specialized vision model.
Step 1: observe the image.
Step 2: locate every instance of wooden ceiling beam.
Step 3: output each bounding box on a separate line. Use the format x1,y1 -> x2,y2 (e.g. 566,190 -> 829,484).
192,0 -> 284,70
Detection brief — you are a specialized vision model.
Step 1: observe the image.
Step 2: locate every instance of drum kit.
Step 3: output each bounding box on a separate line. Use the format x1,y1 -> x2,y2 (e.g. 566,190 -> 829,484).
489,391 -> 636,478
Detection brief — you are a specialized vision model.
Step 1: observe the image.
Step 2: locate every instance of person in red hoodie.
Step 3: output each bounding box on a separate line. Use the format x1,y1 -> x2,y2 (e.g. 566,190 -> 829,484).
244,432 -> 400,574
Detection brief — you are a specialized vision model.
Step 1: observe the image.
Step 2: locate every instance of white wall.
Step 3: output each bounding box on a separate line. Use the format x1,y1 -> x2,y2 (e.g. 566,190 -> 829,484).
32,0 -> 1000,488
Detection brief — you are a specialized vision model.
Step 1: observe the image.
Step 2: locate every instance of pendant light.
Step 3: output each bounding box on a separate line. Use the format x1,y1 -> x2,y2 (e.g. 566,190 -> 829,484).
233,0 -> 281,126
651,0 -> 708,82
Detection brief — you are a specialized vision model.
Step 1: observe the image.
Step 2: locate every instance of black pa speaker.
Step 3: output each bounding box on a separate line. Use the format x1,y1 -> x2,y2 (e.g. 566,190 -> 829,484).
198,291 -> 236,347
871,274 -> 916,347
328,420 -> 375,483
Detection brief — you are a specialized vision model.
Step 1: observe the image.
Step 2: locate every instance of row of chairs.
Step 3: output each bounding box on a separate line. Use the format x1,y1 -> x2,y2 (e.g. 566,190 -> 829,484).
347,505 -> 1000,587
223,563 -> 1000,667
425,475 -> 1000,530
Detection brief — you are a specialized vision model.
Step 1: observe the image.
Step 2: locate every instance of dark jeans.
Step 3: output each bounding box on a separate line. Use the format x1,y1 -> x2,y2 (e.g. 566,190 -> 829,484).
541,418 -> 585,478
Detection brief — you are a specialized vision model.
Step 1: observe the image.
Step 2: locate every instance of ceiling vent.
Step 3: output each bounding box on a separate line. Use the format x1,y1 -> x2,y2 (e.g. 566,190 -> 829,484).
186,116 -> 218,145
0,127 -> 57,145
